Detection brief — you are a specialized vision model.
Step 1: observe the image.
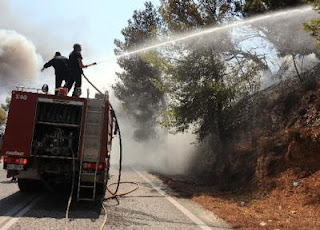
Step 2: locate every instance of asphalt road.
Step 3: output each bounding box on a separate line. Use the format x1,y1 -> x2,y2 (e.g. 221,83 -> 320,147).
0,162 -> 231,230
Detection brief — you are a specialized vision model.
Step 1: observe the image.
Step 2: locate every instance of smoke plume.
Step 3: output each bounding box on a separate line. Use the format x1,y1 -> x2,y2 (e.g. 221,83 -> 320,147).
107,100 -> 198,176
0,29 -> 41,94
122,131 -> 197,175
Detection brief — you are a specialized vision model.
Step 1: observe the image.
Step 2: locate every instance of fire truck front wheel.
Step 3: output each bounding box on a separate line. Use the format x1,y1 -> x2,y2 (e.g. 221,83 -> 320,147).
18,179 -> 43,193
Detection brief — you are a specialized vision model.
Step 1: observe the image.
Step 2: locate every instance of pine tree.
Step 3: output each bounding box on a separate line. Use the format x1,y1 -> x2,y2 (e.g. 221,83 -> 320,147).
113,2 -> 164,141
244,0 -> 304,13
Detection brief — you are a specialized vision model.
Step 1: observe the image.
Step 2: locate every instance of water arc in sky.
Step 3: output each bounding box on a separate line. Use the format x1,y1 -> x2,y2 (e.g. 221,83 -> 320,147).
98,5 -> 313,63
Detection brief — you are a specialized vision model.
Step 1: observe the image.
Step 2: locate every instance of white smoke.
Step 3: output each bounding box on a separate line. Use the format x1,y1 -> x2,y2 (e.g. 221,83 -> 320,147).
121,131 -> 197,175
0,29 -> 41,94
281,53 -> 319,75
108,99 -> 198,175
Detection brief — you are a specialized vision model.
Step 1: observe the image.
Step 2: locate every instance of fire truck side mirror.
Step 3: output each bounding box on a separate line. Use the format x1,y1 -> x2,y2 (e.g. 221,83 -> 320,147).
42,84 -> 49,94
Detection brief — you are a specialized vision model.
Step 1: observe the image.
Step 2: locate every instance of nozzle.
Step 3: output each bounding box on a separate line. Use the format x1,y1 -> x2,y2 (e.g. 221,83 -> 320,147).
85,62 -> 97,68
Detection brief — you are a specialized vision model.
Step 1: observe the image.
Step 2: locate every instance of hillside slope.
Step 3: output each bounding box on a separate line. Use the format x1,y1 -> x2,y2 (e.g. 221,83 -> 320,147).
161,66 -> 320,229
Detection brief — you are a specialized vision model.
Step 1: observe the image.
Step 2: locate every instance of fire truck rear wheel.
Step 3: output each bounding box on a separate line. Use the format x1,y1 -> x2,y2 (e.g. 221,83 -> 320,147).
18,179 -> 43,193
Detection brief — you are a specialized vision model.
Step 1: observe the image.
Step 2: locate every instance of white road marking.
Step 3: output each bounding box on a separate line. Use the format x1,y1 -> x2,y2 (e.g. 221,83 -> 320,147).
134,169 -> 214,230
0,195 -> 37,226
0,196 -> 43,230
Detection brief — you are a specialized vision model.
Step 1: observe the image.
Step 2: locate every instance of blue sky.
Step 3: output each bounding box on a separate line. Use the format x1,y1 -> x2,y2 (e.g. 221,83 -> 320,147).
0,0 -> 158,97
5,0 -> 158,56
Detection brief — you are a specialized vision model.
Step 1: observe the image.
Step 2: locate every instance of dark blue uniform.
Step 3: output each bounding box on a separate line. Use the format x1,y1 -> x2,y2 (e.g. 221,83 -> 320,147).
43,56 -> 69,94
66,50 -> 83,96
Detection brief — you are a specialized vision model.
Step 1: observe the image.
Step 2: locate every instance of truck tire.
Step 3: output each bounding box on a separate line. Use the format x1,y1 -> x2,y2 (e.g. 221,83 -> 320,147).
18,179 -> 43,193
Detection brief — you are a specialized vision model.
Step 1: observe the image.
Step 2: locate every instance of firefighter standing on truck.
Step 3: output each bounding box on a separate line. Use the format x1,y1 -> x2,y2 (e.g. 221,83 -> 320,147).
41,52 -> 69,95
65,44 -> 88,97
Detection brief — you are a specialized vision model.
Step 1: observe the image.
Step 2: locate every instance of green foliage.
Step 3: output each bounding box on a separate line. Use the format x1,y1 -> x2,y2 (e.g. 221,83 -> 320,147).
1,97 -> 10,112
160,0 -> 204,32
308,0 -> 320,6
304,19 -> 320,47
161,46 -> 236,140
304,1 -> 320,47
114,0 -> 271,141
0,108 -> 5,126
0,97 -> 10,134
114,0 -> 318,142
244,0 -> 304,13
113,2 -> 164,141
160,0 -> 244,31
244,0 -> 266,13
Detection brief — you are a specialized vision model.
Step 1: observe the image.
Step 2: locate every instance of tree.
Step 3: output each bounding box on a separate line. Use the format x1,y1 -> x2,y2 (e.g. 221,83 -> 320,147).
164,46 -> 235,140
305,1 -> 320,47
1,97 -> 10,112
0,108 -> 5,133
153,0 -> 269,140
160,0 -> 268,91
0,97 -> 10,134
113,2 -> 164,141
244,0 -> 318,82
160,0 -> 244,32
244,0 -> 304,13
114,0 -> 315,141
160,0 -> 204,32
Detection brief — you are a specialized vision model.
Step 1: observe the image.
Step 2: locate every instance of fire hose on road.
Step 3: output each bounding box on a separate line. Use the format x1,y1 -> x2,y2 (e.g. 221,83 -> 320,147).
62,67 -> 140,230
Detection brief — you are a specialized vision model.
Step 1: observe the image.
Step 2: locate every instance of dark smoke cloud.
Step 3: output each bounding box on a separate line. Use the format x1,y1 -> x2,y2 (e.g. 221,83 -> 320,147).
0,0 -> 90,96
0,0 -> 96,61
0,0 -> 59,60
0,29 -> 40,94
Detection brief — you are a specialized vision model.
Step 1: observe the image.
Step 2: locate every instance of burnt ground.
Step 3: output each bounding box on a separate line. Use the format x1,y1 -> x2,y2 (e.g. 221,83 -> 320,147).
158,168 -> 320,230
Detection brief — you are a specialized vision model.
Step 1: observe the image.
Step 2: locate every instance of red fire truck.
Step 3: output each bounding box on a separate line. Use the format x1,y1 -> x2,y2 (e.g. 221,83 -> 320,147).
0,87 -> 114,201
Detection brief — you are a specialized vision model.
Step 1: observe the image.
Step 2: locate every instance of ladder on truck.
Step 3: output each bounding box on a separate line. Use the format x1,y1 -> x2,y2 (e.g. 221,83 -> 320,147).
77,98 -> 105,201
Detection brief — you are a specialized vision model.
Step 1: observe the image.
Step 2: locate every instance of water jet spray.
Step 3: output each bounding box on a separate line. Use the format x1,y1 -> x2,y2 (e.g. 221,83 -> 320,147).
94,5 -> 313,65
